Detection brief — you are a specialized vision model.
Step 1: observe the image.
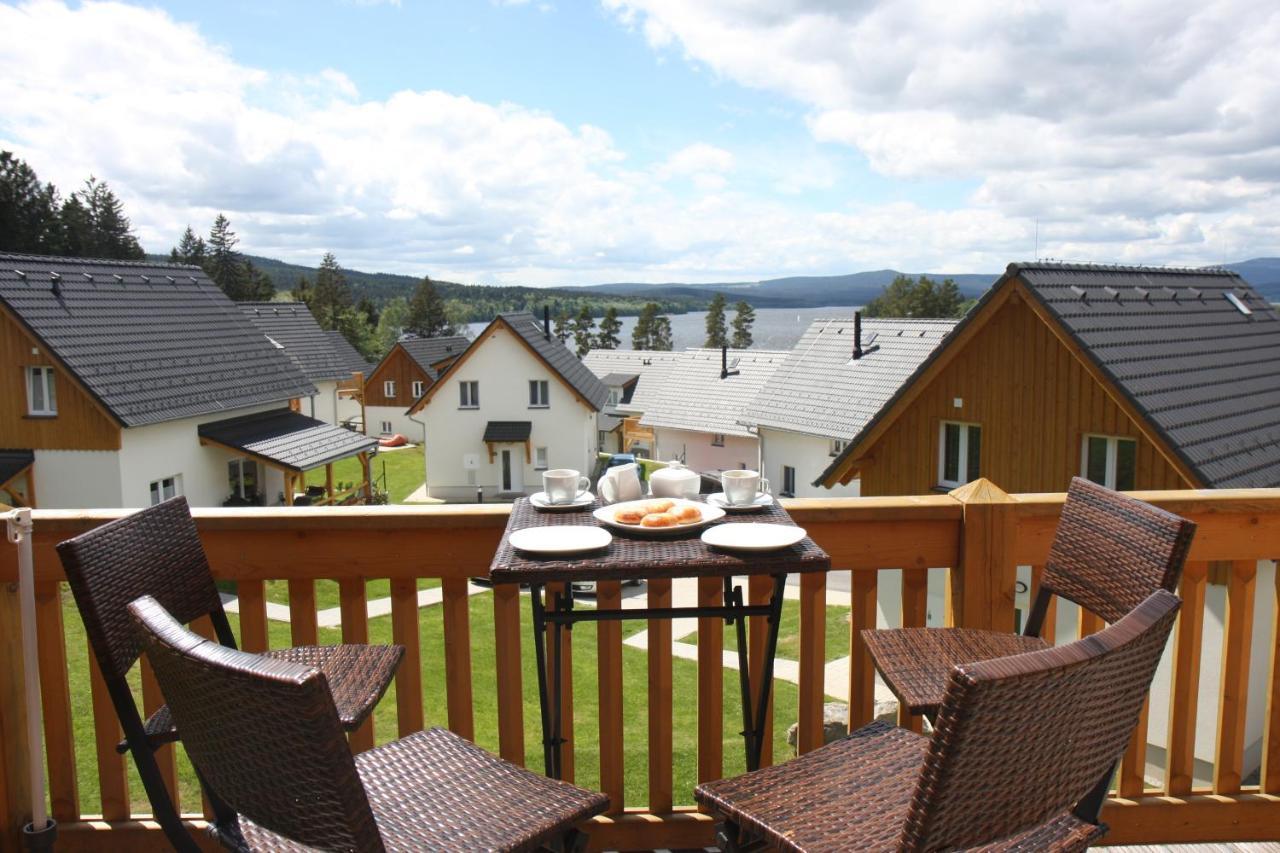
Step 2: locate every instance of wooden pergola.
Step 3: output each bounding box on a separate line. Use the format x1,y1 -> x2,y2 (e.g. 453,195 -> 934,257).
0,451 -> 34,509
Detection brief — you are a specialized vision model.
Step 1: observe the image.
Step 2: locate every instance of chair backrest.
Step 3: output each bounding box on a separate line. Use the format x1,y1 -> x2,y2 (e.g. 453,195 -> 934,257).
898,589 -> 1180,851
129,595 -> 384,852
1032,477 -> 1194,629
56,496 -> 229,681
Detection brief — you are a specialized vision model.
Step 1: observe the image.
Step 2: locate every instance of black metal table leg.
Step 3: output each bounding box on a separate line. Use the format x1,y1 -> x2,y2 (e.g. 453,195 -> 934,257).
746,574 -> 788,771
529,583 -> 556,777
727,576 -> 757,769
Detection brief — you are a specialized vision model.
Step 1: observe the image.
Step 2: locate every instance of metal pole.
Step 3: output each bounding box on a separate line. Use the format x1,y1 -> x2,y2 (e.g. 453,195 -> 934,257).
5,508 -> 54,847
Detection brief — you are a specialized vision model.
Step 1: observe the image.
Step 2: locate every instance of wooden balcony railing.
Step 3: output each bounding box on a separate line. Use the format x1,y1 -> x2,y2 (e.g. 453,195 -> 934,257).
1,481 -> 1278,850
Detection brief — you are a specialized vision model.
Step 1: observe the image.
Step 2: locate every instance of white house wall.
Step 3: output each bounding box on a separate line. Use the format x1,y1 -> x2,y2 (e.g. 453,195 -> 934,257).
302,380 -> 340,426
32,449 -> 123,509
759,427 -> 861,498
420,324 -> 597,501
653,426 -> 758,475
367,405 -> 422,441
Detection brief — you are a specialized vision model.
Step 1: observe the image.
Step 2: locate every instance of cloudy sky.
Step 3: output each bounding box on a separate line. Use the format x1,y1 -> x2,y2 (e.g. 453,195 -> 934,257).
1,0 -> 1277,285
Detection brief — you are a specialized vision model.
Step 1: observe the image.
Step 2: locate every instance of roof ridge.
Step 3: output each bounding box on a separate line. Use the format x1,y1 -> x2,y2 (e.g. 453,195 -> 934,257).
1010,260 -> 1238,276
0,252 -> 203,272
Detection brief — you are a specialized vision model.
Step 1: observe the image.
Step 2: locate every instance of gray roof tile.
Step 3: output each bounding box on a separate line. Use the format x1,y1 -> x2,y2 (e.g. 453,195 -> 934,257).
0,449 -> 34,485
500,313 -> 609,410
744,317 -> 956,440
324,330 -> 375,376
399,335 -> 471,379
239,302 -> 351,383
582,350 -> 685,413
197,409 -> 377,472
638,349 -> 789,437
0,253 -> 315,427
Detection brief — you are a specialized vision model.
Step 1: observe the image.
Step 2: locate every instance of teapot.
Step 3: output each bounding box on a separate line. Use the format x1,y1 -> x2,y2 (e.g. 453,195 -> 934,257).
598,462 -> 642,504
649,460 -> 700,500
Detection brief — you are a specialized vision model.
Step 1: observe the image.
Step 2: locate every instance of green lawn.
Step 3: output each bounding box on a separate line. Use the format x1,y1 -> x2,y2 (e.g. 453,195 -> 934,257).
683,598 -> 852,663
55,583 -> 804,815
303,445 -> 426,504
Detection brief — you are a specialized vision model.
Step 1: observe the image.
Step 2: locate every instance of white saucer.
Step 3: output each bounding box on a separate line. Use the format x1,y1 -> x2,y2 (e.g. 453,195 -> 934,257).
701,522 -> 806,552
530,491 -> 595,511
707,492 -> 774,512
509,525 -> 612,555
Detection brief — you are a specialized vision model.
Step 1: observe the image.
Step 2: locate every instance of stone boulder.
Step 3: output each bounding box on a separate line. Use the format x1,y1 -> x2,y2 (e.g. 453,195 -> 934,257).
785,699 -> 900,755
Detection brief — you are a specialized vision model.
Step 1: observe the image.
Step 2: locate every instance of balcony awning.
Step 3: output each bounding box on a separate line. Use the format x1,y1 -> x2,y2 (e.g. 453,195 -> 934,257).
0,449 -> 34,490
198,409 -> 378,474
483,421 -> 532,443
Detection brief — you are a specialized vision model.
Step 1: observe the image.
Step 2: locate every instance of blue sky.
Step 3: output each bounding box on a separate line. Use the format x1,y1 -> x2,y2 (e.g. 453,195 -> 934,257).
0,1 -> 1276,284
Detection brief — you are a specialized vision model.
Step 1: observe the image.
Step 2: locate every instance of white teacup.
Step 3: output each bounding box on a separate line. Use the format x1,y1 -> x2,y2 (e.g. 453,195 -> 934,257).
543,469 -> 590,504
722,469 -> 769,506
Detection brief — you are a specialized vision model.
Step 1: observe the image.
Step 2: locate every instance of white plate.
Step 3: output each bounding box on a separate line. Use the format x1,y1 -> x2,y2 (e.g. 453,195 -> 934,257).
509,525 -> 612,556
701,523 -> 806,552
593,498 -> 725,537
530,491 -> 595,511
706,492 -> 774,513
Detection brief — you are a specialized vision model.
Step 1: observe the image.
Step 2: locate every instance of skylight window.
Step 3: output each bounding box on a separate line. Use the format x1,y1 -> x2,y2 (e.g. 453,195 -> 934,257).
1225,292 -> 1252,316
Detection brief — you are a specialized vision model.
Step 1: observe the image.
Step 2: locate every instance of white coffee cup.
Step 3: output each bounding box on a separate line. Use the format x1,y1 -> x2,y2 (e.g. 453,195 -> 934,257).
722,469 -> 769,506
543,469 -> 590,504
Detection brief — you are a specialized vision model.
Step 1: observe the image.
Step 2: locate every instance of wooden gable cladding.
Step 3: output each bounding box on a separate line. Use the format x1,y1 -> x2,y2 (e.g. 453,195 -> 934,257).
0,307 -> 121,451
367,346 -> 427,408
851,288 -> 1193,496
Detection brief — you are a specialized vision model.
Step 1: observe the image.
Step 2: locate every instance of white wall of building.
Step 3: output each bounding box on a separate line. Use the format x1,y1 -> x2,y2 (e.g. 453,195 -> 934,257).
653,426 -> 758,475
301,380 -> 340,426
366,405 -> 422,441
32,449 -> 123,509
419,325 -> 598,501
760,427 -> 861,498
336,390 -> 363,429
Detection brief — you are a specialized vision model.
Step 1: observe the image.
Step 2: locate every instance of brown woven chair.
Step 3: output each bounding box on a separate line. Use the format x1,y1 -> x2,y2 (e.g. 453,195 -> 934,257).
129,595 -> 609,852
56,496 -> 404,852
696,588 -> 1181,852
865,476 -> 1194,720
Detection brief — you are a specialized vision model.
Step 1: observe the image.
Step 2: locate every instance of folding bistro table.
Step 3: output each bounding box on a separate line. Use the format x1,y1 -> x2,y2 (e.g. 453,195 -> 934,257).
489,497 -> 831,780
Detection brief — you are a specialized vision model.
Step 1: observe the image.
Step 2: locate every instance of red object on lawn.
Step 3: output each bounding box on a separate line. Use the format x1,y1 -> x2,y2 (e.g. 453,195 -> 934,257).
379,433 -> 408,447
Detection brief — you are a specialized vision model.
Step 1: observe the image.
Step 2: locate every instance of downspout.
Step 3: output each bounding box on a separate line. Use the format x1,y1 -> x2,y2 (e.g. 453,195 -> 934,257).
408,407 -> 430,498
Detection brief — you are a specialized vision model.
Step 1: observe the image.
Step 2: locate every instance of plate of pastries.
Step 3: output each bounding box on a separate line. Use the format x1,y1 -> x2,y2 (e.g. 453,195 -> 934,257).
592,497 -> 726,537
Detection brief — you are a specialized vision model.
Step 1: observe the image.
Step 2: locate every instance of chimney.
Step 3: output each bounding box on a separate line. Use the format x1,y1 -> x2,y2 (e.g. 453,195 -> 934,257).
853,311 -> 863,359
49,271 -> 61,298
543,305 -> 551,340
721,345 -> 728,379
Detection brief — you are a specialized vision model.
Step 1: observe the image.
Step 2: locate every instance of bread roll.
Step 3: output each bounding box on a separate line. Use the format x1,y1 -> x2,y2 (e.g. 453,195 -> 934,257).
614,507 -> 645,524
674,504 -> 703,524
640,511 -> 679,528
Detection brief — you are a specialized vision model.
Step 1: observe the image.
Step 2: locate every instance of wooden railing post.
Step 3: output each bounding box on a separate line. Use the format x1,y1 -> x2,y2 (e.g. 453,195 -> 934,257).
949,479 -> 1017,632
0,579 -> 32,850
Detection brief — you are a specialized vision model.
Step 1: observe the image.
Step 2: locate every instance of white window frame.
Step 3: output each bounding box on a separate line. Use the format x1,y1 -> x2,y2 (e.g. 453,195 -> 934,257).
227,459 -> 258,500
534,446 -> 548,470
1081,434 -> 1137,491
149,474 -> 181,506
380,420 -> 393,435
711,433 -> 726,447
938,421 -> 981,488
607,389 -> 620,408
529,380 -> 549,408
383,380 -> 396,397
829,438 -> 848,457
781,465 -> 797,497
459,380 -> 479,408
26,366 -> 56,415
411,380 -> 424,398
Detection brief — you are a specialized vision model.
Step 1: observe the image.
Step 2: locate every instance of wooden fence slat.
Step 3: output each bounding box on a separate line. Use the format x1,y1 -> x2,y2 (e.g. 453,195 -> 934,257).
390,578 -> 424,738
441,578 -> 475,743
899,569 -> 927,732
1119,695 -> 1150,797
647,578 -> 673,813
491,583 -> 524,765
287,580 -> 318,647
696,576 -> 723,790
596,580 -> 624,813
798,572 -> 826,753
338,579 -> 374,753
235,580 -> 268,653
140,658 -> 178,808
87,649 -> 128,821
1263,561 -> 1280,795
849,570 -> 878,731
1079,608 -> 1104,638
1214,560 -> 1257,794
1166,562 -> 1207,796
35,581 -> 78,821
1029,564 -> 1056,645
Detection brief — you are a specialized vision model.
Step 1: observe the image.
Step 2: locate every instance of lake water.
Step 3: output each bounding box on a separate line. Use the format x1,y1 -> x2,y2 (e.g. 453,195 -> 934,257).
469,305 -> 863,352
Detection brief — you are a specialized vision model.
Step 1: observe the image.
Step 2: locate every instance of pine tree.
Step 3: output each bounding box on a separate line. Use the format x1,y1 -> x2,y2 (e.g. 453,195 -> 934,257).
632,303 -> 657,349
58,195 -> 91,257
0,152 -> 62,254
553,311 -> 572,344
207,214 -> 249,299
406,276 -> 456,337
572,305 -> 595,357
864,274 -> 967,318
375,296 -> 409,353
311,252 -> 353,329
291,275 -> 313,307
650,314 -> 673,351
595,306 -> 622,350
78,177 -> 144,259
169,226 -> 206,266
731,300 -> 755,349
704,292 -> 728,348
242,259 -> 275,301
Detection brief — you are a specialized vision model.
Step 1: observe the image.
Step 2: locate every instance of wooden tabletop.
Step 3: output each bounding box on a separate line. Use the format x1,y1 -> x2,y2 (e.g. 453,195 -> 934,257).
488,496 -> 831,585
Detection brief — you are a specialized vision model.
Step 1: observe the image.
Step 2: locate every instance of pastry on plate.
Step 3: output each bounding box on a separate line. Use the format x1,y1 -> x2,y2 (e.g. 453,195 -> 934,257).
640,511 -> 679,528
674,504 -> 702,524
613,506 -> 646,525
643,499 -> 675,514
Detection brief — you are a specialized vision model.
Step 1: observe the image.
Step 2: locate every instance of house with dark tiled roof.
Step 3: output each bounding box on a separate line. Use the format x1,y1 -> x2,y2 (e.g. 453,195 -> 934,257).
743,315 -> 956,498
363,334 -> 470,437
818,262 -> 1280,495
239,301 -> 364,426
0,253 -> 377,508
582,349 -> 686,455
405,312 -> 608,500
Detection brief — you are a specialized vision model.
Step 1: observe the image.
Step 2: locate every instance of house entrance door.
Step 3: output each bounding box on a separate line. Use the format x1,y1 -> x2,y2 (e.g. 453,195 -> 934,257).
501,448 -> 523,493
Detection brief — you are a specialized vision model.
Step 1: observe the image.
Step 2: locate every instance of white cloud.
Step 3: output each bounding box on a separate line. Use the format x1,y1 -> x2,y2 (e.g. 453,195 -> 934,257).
655,143 -> 734,190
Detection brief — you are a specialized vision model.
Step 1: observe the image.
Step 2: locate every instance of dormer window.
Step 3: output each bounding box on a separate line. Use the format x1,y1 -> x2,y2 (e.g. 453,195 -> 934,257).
26,366 -> 56,416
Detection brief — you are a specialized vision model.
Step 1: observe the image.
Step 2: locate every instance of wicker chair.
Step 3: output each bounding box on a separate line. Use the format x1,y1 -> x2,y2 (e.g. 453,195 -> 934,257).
865,477 -> 1194,720
696,588 -> 1181,852
56,497 -> 405,852
129,595 -> 609,852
